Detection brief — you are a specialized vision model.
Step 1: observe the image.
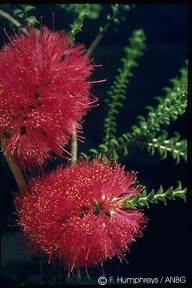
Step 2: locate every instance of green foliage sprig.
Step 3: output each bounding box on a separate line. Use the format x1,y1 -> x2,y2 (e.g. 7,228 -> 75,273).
68,4 -> 91,42
13,4 -> 39,27
80,60 -> 188,162
131,63 -> 188,138
148,131 -> 187,163
56,4 -> 103,20
103,29 -> 146,147
99,4 -> 135,34
98,63 -> 188,161
86,4 -> 135,57
123,182 -> 186,209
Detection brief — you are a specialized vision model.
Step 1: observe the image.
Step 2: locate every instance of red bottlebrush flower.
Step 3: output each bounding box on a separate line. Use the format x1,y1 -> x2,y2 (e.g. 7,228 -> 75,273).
15,160 -> 147,274
0,27 -> 95,167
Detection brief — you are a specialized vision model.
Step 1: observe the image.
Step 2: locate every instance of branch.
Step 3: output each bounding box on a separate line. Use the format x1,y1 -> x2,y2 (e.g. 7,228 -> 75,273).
86,23 -> 110,57
1,137 -> 26,190
87,4 -> 134,57
0,9 -> 27,34
70,124 -> 78,164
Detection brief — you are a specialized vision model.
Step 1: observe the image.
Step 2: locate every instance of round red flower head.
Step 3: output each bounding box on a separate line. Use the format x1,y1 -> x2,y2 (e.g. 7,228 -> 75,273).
0,27 -> 95,168
15,159 -> 147,275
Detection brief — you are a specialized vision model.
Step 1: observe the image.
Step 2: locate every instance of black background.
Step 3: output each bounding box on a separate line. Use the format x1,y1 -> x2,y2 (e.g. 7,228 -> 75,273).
0,3 -> 189,286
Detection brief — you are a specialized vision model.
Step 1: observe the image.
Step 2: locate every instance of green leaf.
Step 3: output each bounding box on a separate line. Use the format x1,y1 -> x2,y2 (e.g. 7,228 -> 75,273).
24,5 -> 35,12
156,186 -> 163,195
154,195 -> 167,205
89,149 -> 99,155
123,145 -> 128,156
165,188 -> 174,200
80,152 -> 89,160
112,150 -> 119,160
13,9 -> 23,16
110,138 -> 118,146
138,198 -> 149,208
147,190 -> 155,201
99,144 -> 108,152
26,16 -> 38,24
69,4 -> 91,42
17,13 -> 24,19
174,191 -> 186,202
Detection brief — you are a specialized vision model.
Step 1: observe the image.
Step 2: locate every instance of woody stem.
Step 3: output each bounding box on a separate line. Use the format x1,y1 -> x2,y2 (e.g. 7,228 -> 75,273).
1,137 -> 26,190
70,124 -> 78,164
0,9 -> 27,34
70,19 -> 111,163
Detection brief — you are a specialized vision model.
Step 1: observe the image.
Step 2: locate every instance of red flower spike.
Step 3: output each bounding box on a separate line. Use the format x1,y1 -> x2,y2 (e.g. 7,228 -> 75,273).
0,27 -> 95,168
15,160 -> 147,275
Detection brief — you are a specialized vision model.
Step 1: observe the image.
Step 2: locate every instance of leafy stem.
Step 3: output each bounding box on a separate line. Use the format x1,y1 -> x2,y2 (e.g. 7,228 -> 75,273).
68,4 -> 91,43
123,182 -> 186,209
147,131 -> 187,163
131,63 -> 188,138
103,29 -> 146,147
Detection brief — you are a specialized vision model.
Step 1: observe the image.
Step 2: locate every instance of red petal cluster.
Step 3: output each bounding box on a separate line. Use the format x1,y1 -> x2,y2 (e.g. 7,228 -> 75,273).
0,27 -> 95,167
15,160 -> 147,274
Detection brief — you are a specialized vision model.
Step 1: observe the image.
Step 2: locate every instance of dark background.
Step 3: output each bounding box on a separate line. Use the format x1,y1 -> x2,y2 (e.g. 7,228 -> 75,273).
0,3 -> 189,286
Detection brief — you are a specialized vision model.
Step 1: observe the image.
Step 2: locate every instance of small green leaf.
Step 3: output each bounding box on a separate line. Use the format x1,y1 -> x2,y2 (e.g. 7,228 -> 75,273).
24,5 -> 35,12
17,13 -> 24,19
13,9 -> 22,16
154,195 -> 166,202
147,191 -> 155,201
125,202 -> 136,209
80,152 -> 89,160
99,144 -> 108,152
141,190 -> 147,197
123,145 -> 128,156
156,186 -> 163,195
110,139 -> 118,146
89,149 -> 99,155
174,191 -> 187,202
112,150 -> 119,160
165,188 -> 174,200
131,194 -> 140,204
138,198 -> 149,208
175,181 -> 182,191
26,16 -> 38,25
